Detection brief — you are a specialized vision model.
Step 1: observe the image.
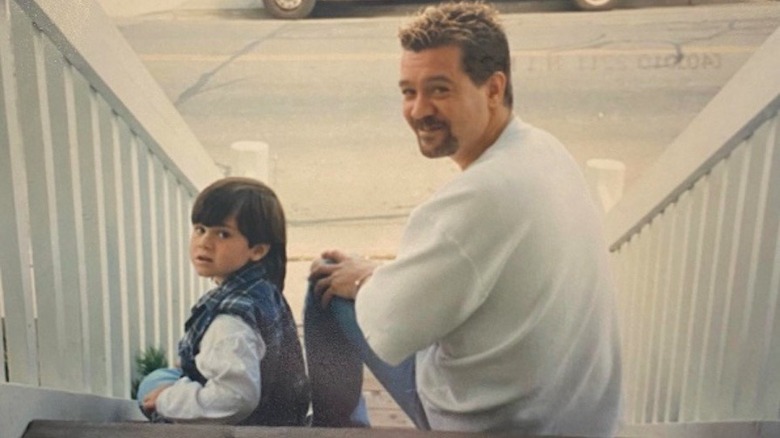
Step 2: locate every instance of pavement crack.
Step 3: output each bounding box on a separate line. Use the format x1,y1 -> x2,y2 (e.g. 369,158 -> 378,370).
174,25 -> 289,106
174,38 -> 263,106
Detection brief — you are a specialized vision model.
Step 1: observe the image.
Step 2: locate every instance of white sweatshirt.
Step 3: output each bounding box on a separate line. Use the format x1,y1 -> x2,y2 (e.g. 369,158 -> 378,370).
356,117 -> 622,436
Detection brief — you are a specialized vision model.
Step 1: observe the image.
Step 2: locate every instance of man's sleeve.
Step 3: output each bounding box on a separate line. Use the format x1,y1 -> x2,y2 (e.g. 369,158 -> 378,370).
356,186 -> 515,365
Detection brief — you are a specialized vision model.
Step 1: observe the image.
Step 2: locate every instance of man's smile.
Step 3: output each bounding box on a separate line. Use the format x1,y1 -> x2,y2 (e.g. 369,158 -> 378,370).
415,116 -> 447,133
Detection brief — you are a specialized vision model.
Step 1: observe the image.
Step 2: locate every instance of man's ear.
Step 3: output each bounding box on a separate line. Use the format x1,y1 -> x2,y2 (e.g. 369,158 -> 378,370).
487,71 -> 507,108
249,244 -> 271,262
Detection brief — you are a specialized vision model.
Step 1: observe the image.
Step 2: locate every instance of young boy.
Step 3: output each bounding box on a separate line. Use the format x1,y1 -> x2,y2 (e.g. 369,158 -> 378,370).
138,177 -> 309,425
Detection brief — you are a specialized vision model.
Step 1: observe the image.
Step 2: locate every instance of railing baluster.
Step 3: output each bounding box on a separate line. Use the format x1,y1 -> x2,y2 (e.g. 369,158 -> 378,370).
111,115 -> 134,399
650,201 -> 679,422
754,115 -> 780,417
664,190 -> 696,422
678,176 -> 712,421
714,142 -> 753,418
0,1 -> 38,384
734,117 -> 779,417
694,159 -> 730,420
64,60 -> 91,392
629,222 -> 653,423
639,212 -> 670,422
127,134 -> 147,358
147,154 -> 162,348
162,169 -> 175,364
174,183 -> 188,360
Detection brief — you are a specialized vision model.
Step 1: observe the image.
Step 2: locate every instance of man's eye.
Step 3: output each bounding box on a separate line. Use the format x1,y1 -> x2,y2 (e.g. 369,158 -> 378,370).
431,86 -> 449,95
401,88 -> 416,98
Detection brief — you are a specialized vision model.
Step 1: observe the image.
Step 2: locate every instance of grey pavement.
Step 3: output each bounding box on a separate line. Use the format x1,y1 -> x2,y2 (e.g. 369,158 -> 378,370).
106,0 -> 768,19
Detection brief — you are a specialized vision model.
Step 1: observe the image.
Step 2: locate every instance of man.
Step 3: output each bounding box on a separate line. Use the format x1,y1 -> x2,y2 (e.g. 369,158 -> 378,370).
304,2 -> 622,435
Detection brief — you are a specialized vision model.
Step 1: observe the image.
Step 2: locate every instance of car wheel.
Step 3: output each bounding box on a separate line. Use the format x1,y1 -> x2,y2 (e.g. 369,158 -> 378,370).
572,0 -> 619,11
262,0 -> 316,19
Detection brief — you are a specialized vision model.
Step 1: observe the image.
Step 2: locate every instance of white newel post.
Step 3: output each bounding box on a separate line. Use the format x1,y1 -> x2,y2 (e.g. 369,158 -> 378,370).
586,158 -> 625,213
230,141 -> 271,183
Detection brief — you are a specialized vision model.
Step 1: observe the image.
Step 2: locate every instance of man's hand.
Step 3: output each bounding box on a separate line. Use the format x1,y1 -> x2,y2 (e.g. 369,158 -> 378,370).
141,383 -> 173,413
310,249 -> 376,309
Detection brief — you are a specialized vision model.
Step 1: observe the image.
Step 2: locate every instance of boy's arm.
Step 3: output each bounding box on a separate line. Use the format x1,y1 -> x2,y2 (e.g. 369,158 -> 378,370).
155,314 -> 265,423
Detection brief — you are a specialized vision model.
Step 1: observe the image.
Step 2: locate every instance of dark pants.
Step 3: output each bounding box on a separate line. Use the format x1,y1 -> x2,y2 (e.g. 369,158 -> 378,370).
303,282 -> 430,429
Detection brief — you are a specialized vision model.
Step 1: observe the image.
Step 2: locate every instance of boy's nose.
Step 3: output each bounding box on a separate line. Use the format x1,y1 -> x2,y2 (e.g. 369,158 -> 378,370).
195,233 -> 213,248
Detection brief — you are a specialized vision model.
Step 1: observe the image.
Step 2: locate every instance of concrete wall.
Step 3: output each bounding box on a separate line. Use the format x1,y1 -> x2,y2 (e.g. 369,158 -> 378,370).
95,0 -> 261,17
1,383 -> 145,438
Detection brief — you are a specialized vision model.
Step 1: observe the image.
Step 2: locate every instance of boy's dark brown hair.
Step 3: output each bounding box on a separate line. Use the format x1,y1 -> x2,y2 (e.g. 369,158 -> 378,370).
191,177 -> 287,291
398,1 -> 513,108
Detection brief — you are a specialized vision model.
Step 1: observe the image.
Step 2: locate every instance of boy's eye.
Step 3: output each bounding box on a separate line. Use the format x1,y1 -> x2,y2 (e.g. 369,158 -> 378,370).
193,225 -> 206,234
218,231 -> 231,239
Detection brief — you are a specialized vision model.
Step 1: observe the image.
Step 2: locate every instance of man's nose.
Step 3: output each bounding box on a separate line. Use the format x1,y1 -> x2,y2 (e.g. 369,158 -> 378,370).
409,94 -> 434,120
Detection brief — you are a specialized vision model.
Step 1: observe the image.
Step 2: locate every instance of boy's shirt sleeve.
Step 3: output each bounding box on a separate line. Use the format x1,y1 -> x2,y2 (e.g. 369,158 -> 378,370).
156,314 -> 265,423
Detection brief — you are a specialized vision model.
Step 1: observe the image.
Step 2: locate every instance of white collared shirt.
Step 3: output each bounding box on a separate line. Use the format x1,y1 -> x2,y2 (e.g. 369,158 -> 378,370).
156,314 -> 266,423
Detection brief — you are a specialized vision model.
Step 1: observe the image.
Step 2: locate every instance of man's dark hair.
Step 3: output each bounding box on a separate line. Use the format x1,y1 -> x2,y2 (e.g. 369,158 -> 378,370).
399,1 -> 513,108
191,177 -> 287,290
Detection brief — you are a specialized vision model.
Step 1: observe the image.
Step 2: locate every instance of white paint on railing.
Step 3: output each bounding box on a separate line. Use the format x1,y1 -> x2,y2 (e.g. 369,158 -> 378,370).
0,267 -> 6,380
91,87 -> 114,397
607,28 -> 780,249
65,60 -> 91,393
734,118 -> 777,417
111,113 -> 132,399
163,172 -> 175,365
1,2 -> 221,421
129,135 -> 146,353
606,25 -> 780,425
0,0 -> 39,386
147,153 -> 161,347
611,112 -> 780,423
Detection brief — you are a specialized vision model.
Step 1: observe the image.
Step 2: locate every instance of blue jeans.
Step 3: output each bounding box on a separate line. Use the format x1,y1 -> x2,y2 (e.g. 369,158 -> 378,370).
303,281 -> 430,430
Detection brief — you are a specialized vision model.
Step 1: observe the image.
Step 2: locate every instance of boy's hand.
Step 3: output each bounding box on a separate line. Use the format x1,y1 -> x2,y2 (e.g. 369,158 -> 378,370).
310,249 -> 376,308
142,384 -> 173,413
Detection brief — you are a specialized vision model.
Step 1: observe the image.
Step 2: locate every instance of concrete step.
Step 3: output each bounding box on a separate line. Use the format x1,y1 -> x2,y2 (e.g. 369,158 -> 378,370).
23,419 -> 780,438
21,420 -> 537,438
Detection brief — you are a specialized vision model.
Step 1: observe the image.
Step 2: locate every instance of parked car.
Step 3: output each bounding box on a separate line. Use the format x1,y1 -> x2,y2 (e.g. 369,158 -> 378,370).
262,0 -> 619,19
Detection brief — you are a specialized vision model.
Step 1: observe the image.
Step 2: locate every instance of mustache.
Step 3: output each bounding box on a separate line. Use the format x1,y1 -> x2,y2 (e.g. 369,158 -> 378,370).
413,116 -> 448,131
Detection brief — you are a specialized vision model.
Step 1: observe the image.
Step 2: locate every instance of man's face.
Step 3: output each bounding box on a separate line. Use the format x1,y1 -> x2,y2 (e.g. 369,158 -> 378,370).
399,45 -> 492,167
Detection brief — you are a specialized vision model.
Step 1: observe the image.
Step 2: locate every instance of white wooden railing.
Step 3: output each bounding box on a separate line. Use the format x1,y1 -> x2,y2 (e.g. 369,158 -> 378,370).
607,27 -> 780,425
0,0 -> 222,435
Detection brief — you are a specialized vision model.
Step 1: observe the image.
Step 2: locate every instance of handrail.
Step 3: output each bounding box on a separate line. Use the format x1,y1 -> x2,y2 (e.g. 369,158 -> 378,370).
605,27 -> 780,424
1,0 -> 221,416
606,27 -> 780,251
15,0 -> 222,192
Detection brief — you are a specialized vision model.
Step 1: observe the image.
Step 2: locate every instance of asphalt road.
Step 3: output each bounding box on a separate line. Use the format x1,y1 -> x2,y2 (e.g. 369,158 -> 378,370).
116,1 -> 780,260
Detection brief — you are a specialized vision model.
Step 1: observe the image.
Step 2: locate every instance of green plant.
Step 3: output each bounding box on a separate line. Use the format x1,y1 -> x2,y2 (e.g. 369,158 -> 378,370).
131,346 -> 169,399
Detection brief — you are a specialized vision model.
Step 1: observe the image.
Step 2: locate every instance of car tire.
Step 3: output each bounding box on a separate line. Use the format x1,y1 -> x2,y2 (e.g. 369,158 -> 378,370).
262,0 -> 316,19
572,0 -> 619,11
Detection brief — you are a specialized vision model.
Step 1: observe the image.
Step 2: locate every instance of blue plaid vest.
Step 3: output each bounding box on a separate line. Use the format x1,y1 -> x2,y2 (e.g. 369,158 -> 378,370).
178,262 -> 309,426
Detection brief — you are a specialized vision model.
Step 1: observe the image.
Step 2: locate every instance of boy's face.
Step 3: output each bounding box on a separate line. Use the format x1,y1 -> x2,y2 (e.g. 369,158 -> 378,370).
189,215 -> 269,284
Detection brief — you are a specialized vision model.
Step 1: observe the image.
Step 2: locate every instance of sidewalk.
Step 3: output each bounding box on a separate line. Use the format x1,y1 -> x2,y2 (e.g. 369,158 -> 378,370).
96,0 -> 756,18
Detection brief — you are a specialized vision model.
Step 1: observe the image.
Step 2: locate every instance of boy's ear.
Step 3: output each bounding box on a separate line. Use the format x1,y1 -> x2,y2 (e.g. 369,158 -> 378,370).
249,244 -> 271,262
